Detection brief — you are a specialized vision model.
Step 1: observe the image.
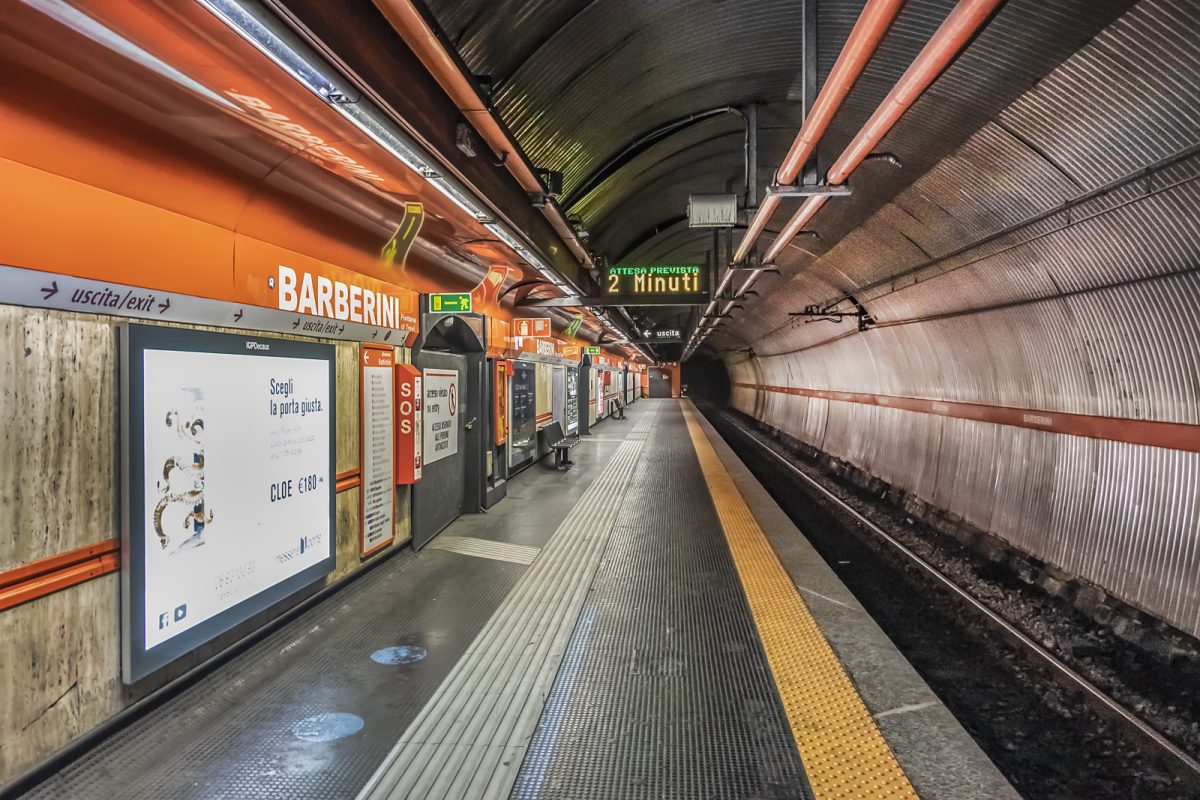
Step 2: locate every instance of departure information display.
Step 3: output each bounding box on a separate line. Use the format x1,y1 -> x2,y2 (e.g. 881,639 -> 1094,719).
601,264 -> 708,303
121,324 -> 335,683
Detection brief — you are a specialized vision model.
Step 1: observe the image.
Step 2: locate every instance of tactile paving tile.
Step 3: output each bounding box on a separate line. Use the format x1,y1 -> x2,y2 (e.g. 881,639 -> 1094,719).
14,413 -> 647,800
17,548 -> 521,800
357,410 -> 657,800
426,536 -> 542,564
511,403 -> 813,800
682,406 -> 918,800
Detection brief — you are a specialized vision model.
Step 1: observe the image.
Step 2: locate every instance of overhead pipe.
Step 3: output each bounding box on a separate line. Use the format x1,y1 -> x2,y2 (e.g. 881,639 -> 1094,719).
730,0 -> 906,268
691,0 -> 1006,358
372,0 -> 594,270
703,0 -> 904,330
764,0 -> 1007,263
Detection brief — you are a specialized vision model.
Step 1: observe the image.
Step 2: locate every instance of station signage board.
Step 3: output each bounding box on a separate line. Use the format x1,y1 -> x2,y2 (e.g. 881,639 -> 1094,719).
394,364 -> 423,484
120,325 -> 335,683
0,263 -> 417,347
422,369 -> 459,464
643,328 -> 683,343
601,264 -> 708,304
429,292 -> 472,314
513,317 -> 552,338
360,345 -> 395,557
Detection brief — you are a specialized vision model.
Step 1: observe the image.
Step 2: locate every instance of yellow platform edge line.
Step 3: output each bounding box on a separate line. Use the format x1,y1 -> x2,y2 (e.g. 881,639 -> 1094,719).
683,405 -> 919,800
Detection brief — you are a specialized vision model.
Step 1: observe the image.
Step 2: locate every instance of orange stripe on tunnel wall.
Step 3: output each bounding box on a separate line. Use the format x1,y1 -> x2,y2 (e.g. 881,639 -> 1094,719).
735,383 -> 1200,453
0,539 -> 121,613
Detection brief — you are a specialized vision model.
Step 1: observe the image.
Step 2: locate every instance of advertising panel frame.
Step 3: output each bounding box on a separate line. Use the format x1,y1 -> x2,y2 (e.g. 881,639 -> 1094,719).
120,324 -> 336,684
508,360 -> 538,469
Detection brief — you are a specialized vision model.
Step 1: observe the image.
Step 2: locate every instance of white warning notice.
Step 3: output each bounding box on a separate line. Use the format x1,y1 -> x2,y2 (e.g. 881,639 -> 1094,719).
422,369 -> 458,465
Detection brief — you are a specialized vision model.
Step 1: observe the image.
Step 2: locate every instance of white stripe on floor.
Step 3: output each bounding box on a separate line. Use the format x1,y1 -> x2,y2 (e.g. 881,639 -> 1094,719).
425,536 -> 541,566
358,409 -> 657,800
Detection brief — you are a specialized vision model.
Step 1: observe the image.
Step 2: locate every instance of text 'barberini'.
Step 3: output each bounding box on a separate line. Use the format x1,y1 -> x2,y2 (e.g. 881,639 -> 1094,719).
276,265 -> 402,328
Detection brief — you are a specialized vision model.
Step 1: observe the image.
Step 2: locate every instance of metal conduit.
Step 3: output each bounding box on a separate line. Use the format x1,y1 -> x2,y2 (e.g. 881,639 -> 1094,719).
732,0 -> 906,265
696,0 -> 905,352
691,0 -> 1007,358
765,0 -> 1008,263
373,0 -> 595,270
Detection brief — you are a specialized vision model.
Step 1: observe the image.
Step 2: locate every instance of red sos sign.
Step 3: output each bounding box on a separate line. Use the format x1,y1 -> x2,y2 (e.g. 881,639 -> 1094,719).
394,364 -> 423,483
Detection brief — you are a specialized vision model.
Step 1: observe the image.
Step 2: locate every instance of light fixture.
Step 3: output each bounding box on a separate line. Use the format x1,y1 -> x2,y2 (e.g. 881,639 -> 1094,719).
198,0 -> 573,285
26,0 -> 237,110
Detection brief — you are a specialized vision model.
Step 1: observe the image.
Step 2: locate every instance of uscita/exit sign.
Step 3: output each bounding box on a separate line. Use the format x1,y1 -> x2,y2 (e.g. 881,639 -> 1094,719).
584,346 -> 601,355
429,293 -> 472,313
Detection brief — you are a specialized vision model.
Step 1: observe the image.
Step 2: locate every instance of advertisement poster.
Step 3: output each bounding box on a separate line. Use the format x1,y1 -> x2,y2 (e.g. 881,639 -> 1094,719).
423,369 -> 458,464
361,347 -> 395,556
493,361 -> 508,446
596,369 -> 607,419
123,325 -> 335,683
509,362 -> 537,468
565,367 -> 580,433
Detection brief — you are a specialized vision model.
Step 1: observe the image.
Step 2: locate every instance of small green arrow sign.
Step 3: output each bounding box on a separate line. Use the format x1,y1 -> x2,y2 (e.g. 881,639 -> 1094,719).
429,293 -> 472,313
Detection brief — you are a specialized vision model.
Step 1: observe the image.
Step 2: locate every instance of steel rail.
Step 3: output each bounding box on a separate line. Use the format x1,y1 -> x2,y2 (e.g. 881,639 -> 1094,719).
717,409 -> 1200,786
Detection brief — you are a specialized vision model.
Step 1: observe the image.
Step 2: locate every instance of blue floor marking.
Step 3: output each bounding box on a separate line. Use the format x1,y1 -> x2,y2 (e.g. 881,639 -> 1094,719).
371,645 -> 428,665
292,712 -> 364,742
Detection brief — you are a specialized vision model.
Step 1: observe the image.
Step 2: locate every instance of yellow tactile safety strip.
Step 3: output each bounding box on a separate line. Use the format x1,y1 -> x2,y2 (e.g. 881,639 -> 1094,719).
683,406 -> 919,800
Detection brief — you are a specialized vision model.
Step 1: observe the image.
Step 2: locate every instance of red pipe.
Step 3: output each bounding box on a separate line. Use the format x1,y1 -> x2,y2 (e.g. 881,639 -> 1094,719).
766,0 -> 1006,262
775,0 -> 907,184
372,0 -> 593,269
734,0 -> 906,264
763,195 -> 828,262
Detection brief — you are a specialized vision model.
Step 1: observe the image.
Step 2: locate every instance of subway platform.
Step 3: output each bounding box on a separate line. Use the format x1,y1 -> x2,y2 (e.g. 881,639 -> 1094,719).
12,400 -> 1014,800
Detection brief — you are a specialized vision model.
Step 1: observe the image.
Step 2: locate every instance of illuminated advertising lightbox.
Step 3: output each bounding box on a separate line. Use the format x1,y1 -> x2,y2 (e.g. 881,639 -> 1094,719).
601,265 -> 709,303
565,367 -> 580,433
509,362 -> 537,469
120,324 -> 335,683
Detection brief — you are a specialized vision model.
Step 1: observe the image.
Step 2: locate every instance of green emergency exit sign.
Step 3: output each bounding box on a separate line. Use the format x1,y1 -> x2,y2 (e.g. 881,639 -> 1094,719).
429,292 -> 472,313
584,346 -> 601,355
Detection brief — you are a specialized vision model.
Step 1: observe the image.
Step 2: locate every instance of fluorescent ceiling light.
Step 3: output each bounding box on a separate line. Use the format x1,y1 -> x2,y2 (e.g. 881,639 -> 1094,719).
199,0 -> 573,283
26,0 -> 237,109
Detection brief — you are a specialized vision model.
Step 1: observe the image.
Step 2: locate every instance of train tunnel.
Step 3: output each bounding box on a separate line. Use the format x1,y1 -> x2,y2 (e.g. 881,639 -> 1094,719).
2,1 -> 1200,799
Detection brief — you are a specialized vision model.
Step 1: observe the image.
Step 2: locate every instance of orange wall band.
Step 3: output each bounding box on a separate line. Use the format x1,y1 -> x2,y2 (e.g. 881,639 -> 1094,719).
734,382 -> 1200,453
2,465 -> 364,615
0,539 -> 120,612
0,3 -> 643,364
336,469 -> 362,493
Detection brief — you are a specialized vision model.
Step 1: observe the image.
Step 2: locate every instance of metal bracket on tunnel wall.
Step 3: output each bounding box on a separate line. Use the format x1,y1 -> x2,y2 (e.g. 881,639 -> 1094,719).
789,294 -> 875,332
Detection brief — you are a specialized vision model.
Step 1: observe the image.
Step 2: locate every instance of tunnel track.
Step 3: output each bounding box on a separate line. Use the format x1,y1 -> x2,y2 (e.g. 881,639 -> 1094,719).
699,401 -> 1200,800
